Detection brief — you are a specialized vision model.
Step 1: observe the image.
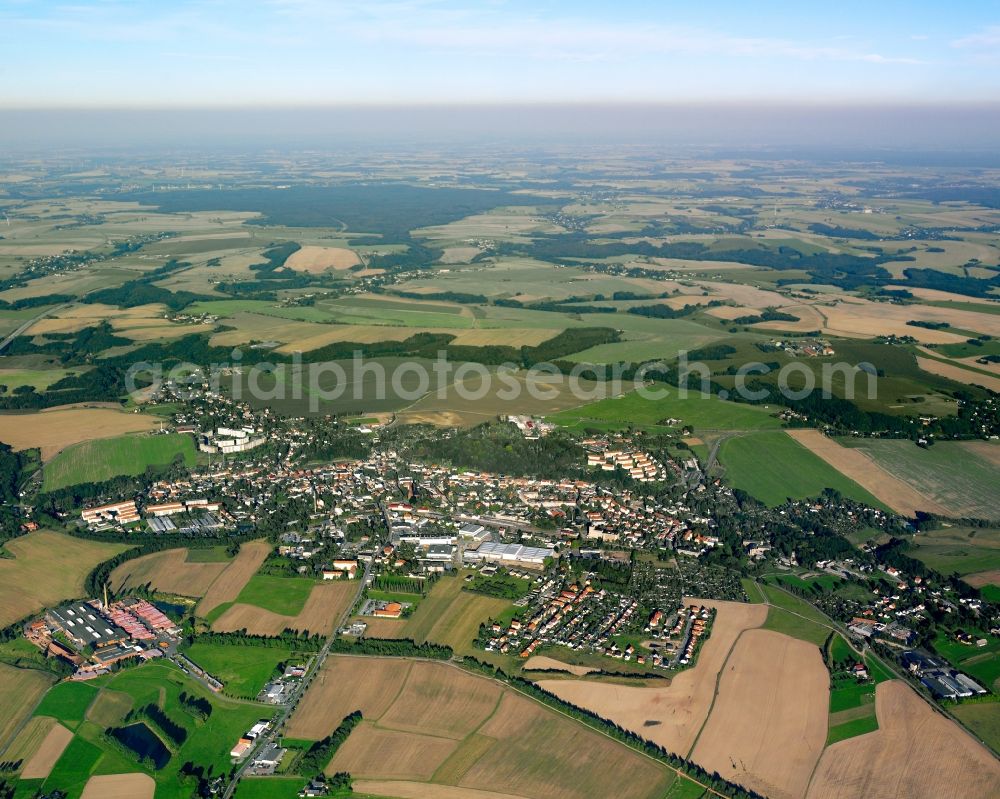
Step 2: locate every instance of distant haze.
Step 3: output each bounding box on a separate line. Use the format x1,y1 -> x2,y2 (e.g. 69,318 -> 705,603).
2,104 -> 1000,157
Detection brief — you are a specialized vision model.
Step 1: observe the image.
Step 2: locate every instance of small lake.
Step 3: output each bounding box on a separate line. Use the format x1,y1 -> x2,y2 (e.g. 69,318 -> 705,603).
112,722 -> 171,769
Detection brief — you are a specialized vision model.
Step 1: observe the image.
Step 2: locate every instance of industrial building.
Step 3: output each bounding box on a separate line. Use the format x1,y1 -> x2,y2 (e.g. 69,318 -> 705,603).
463,541 -> 551,566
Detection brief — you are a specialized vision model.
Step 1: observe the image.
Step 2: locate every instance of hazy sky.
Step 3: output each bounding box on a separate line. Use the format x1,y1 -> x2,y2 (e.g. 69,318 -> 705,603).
1,0 -> 999,106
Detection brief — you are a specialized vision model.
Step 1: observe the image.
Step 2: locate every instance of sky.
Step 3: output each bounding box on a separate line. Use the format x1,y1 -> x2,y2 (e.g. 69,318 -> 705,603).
1,0 -> 998,107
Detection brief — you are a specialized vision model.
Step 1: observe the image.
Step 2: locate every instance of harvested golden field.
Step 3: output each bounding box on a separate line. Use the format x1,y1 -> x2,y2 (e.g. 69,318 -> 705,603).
887,285 -> 1000,306
0,716 -> 55,768
287,656 -> 413,740
807,680 -> 1000,799
463,691 -> 672,799
194,540 -> 270,617
522,656 -> 595,675
285,245 -> 361,272
79,773 -> 155,799
271,324 -> 434,354
691,629 -> 829,799
819,297 -> 1000,342
440,245 -> 482,263
20,722 -> 73,779
754,303 -> 828,332
327,724 -> 459,781
292,656 -> 672,799
0,407 -> 158,460
378,661 -> 502,739
353,782 -> 527,799
537,598 -> 767,756
0,664 -> 54,752
447,327 -> 555,347
211,580 -> 356,636
916,356 -> 1000,392
785,429 -> 948,517
110,548 -> 229,597
0,530 -> 129,627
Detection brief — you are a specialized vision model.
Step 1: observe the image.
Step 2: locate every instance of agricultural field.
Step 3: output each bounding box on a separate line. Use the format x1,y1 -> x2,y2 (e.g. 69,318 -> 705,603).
756,582 -> 835,648
536,598 -> 769,756
549,386 -> 783,433
838,438 -> 1000,520
0,663 -> 55,754
0,530 -> 129,626
290,655 -> 674,799
110,547 -> 232,598
786,429 -> 949,517
195,540 -> 271,617
691,629 -> 829,799
0,407 -> 159,460
717,431 -> 886,508
211,580 -> 357,636
806,681 -> 1000,799
181,641 -> 297,698
908,526 -> 1000,584
42,432 -> 196,491
20,659 -> 268,799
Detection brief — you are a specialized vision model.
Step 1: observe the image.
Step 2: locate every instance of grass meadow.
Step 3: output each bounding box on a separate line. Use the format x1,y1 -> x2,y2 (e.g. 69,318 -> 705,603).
42,433 -> 197,491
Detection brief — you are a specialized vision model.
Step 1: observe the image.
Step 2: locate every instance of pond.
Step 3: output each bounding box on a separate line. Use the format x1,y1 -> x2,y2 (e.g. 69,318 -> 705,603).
111,722 -> 171,769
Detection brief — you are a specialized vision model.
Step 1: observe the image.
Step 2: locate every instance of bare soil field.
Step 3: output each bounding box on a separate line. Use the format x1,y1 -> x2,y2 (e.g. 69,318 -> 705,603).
521,656 -> 595,676
285,245 -> 361,272
536,598 -> 767,756
691,629 -> 829,799
211,580 -> 356,636
194,540 -> 270,617
806,680 -> 1000,799
377,661 -> 502,739
327,723 -> 459,781
110,548 -> 229,597
0,530 -> 129,627
20,722 -> 73,779
964,570 -> 1000,588
785,429 -> 949,517
0,407 -> 158,460
286,656 -> 413,740
916,356 -> 1000,392
0,664 -> 54,753
79,773 -> 156,799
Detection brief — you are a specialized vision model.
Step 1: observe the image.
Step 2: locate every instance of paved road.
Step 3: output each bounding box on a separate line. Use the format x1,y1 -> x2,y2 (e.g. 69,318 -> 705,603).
0,303 -> 71,353
223,520 -> 380,798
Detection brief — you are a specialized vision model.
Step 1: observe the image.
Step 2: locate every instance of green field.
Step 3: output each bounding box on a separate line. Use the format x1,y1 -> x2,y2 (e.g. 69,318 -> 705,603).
549,385 -> 782,432
826,713 -> 879,744
32,681 -> 100,731
952,702 -> 1000,753
236,574 -> 316,616
42,432 -> 197,491
28,659 -> 269,799
909,527 -> 1000,580
718,431 -> 887,507
757,582 -> 833,647
182,641 -> 294,698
